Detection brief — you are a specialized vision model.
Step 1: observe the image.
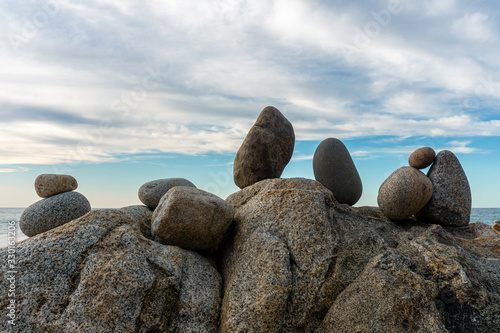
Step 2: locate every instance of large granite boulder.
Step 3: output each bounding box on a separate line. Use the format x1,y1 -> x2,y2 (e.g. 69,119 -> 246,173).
233,106 -> 295,189
313,138 -> 362,205
0,210 -> 221,332
138,178 -> 196,210
152,187 -> 234,251
34,174 -> 78,198
19,191 -> 91,237
377,167 -> 433,220
417,150 -> 472,226
219,178 -> 500,332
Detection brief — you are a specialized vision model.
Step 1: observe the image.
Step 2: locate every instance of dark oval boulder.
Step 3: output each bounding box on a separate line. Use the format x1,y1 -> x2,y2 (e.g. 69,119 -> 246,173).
233,106 -> 295,189
409,147 -> 436,169
416,150 -> 472,226
138,178 -> 196,210
377,167 -> 433,220
312,138 -> 362,205
19,191 -> 91,237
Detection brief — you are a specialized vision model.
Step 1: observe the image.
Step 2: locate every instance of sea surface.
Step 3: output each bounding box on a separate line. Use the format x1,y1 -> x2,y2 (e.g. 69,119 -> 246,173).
0,207 -> 499,248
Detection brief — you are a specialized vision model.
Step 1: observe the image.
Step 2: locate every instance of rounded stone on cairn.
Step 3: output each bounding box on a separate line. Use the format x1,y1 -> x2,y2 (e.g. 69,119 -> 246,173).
416,150 -> 472,227
138,178 -> 196,210
493,221 -> 500,231
312,138 -> 362,205
377,167 -> 433,220
409,147 -> 436,169
20,191 -> 91,237
233,106 -> 295,189
35,174 -> 78,198
152,186 -> 235,251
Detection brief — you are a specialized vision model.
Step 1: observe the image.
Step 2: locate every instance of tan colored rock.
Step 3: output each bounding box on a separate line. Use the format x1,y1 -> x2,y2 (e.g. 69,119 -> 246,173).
233,106 -> 295,189
119,205 -> 153,239
152,187 -> 234,251
35,174 -> 78,198
377,167 -> 433,221
409,147 -> 436,169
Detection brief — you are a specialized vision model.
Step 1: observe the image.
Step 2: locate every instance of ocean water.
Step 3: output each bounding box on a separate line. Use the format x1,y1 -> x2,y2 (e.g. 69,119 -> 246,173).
0,207 -> 499,248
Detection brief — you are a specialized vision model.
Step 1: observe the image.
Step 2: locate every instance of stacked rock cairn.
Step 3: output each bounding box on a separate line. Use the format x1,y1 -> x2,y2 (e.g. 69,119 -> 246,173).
19,107 -> 477,244
19,174 -> 91,237
377,147 -> 472,226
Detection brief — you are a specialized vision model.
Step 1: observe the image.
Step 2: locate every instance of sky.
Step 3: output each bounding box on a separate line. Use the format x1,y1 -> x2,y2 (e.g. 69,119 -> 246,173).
1,0 -> 499,208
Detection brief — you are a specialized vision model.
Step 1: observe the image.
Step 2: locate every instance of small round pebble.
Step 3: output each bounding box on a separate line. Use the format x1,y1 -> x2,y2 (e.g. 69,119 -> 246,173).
408,147 -> 435,169
35,174 -> 78,198
493,221 -> 500,231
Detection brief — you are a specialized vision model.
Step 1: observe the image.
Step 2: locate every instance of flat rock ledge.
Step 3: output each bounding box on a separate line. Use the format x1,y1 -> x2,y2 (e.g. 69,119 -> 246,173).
1,178 -> 499,333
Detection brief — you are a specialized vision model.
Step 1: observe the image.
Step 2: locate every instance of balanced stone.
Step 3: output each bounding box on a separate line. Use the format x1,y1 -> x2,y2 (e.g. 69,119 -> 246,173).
377,167 -> 433,220
35,174 -> 78,198
152,186 -> 234,251
233,106 -> 295,189
408,147 -> 435,169
493,221 -> 500,231
20,191 -> 91,237
312,138 -> 362,205
416,150 -> 472,226
138,178 -> 196,210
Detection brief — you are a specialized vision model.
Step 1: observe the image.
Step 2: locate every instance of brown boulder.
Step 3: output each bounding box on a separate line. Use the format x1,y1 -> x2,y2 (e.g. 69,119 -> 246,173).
233,106 -> 295,189
409,147 -> 436,169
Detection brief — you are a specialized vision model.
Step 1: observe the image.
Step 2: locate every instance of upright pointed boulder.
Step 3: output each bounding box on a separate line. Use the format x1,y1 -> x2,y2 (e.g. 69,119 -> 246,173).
417,150 -> 472,226
233,106 -> 295,189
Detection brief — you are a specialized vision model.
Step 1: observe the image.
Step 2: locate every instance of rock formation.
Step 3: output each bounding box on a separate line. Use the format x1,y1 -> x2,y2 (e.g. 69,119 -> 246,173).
417,150 -> 472,226
409,147 -> 436,169
138,178 -> 196,210
233,106 -> 295,189
3,179 -> 498,332
377,167 -> 433,220
1,210 -> 221,332
312,138 -> 363,205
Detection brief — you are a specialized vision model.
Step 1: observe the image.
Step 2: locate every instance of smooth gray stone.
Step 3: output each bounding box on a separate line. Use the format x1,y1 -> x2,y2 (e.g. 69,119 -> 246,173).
233,106 -> 295,189
19,191 -> 91,237
416,150 -> 472,226
377,167 -> 433,220
138,178 -> 196,210
313,138 -> 362,205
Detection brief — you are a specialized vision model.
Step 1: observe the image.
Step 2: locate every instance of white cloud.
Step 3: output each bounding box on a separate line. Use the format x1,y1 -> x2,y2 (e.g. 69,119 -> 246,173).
451,13 -> 495,41
1,0 -> 499,166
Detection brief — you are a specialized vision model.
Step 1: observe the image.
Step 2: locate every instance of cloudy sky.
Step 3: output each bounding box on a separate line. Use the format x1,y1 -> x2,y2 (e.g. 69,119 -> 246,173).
1,0 -> 499,208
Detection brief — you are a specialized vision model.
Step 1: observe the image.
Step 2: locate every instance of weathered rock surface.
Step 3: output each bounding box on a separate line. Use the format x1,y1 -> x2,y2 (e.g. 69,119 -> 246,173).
417,150 -> 472,226
220,178 -> 500,332
35,174 -> 78,198
409,147 -> 436,169
152,187 -> 234,251
0,210 -> 221,332
19,191 -> 91,237
313,138 -> 362,205
119,205 -> 153,239
377,167 -> 433,220
233,106 -> 295,189
138,178 -> 196,210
